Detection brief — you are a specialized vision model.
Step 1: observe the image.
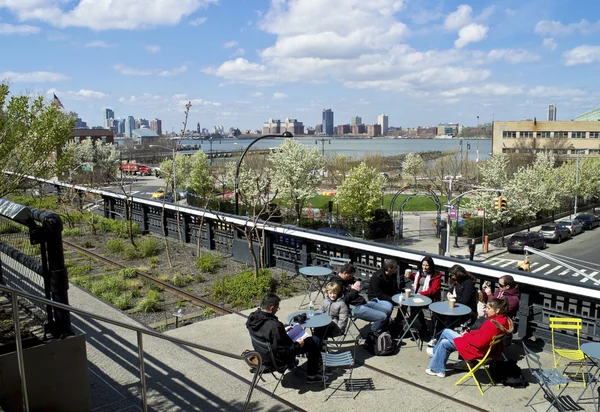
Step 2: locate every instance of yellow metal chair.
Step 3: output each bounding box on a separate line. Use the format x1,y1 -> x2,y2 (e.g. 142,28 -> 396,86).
455,334 -> 505,395
549,317 -> 587,386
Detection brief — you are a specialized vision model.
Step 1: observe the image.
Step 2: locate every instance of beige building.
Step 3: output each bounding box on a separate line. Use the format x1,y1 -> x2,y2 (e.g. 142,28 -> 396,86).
493,120 -> 600,157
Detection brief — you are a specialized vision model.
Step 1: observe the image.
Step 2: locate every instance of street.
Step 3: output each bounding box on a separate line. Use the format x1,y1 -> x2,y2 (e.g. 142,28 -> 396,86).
484,227 -> 600,286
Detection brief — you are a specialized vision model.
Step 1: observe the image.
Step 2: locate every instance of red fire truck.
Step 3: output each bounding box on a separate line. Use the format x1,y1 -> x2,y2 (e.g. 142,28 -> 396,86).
120,162 -> 151,176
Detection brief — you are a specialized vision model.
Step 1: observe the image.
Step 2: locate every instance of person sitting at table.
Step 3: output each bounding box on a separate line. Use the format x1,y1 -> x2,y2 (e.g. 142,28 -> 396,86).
246,293 -> 328,384
447,264 -> 478,326
425,298 -> 514,378
368,259 -> 404,304
410,256 -> 443,302
481,275 -> 520,318
330,263 -> 392,334
314,282 -> 350,340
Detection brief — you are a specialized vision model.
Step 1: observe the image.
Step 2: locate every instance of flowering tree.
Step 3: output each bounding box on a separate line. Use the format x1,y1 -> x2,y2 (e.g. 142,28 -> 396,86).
402,152 -> 424,185
63,138 -> 120,181
335,162 -> 385,234
269,139 -> 323,225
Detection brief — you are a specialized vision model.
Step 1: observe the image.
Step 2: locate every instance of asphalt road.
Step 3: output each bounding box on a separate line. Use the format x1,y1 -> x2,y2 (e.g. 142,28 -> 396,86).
106,175 -> 166,199
484,227 -> 600,286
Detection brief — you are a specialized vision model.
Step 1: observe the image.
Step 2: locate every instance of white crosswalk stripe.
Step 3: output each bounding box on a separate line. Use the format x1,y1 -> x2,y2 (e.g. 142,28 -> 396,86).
546,266 -> 561,274
581,271 -> 598,283
531,263 -> 550,274
498,260 -> 515,268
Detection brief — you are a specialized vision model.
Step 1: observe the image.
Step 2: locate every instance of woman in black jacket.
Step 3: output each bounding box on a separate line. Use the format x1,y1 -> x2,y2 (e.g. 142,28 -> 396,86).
448,265 -> 478,325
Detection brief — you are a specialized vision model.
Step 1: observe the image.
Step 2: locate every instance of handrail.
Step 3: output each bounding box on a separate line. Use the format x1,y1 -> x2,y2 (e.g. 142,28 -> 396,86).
0,283 -> 263,412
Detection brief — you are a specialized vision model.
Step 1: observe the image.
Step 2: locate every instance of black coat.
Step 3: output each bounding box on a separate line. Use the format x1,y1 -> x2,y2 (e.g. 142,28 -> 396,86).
329,274 -> 366,307
246,309 -> 298,367
367,268 -> 402,303
452,278 -> 477,313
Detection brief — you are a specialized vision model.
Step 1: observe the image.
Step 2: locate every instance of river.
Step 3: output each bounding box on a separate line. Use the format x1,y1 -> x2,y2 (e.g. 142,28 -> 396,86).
179,137 -> 492,160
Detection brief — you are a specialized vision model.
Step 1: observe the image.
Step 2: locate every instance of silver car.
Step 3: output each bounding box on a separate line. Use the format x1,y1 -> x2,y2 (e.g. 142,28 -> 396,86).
539,224 -> 571,243
556,219 -> 584,236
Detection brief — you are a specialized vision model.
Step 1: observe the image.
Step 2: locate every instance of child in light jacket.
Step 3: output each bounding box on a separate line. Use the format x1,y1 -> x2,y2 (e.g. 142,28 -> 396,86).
315,282 -> 350,339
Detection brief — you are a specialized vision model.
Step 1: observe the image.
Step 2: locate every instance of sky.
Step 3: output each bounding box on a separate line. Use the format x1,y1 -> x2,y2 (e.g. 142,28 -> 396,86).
1,0 -> 600,132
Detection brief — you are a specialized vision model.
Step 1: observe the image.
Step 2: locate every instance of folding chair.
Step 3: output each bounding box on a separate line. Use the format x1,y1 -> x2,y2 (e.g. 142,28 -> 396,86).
341,305 -> 369,342
321,339 -> 358,401
455,333 -> 505,395
523,341 -> 571,412
549,317 -> 587,386
329,257 -> 351,274
249,335 -> 295,397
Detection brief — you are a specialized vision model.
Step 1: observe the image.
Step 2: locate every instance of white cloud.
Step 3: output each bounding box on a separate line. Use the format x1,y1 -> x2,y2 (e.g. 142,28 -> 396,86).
223,40 -> 238,48
146,44 -> 161,53
273,92 -> 287,99
1,71 -> 69,82
233,47 -> 245,56
0,23 -> 40,35
444,4 -> 472,31
202,58 -> 277,85
535,19 -> 600,37
47,88 -> 107,100
251,92 -> 263,98
542,38 -> 557,51
113,64 -> 187,76
0,0 -> 218,31
487,49 -> 540,63
563,45 -> 600,66
85,40 -> 118,48
528,86 -> 585,97
441,83 -> 524,97
118,93 -> 166,105
189,16 -> 207,26
454,23 -> 488,48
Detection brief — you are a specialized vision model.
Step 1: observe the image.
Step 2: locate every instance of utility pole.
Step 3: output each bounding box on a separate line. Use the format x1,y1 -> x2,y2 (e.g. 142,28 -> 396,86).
574,150 -> 581,215
459,139 -> 464,176
315,138 -> 330,156
476,115 -> 480,163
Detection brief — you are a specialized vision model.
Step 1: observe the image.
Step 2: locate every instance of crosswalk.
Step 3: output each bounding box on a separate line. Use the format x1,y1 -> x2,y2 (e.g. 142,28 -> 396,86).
484,257 -> 600,284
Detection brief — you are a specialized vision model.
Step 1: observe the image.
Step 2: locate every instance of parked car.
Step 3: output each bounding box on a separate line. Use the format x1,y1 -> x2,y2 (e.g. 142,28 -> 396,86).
539,224 -> 571,243
556,219 -> 585,236
507,232 -> 546,253
317,227 -> 354,237
574,214 -> 600,230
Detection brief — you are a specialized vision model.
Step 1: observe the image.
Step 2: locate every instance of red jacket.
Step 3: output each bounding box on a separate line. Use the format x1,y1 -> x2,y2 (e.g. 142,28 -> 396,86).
454,314 -> 512,361
411,271 -> 443,302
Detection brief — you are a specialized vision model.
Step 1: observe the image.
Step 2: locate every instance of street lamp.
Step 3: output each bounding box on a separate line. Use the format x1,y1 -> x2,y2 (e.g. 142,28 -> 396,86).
442,174 -> 462,257
235,131 -> 293,215
149,144 -> 177,198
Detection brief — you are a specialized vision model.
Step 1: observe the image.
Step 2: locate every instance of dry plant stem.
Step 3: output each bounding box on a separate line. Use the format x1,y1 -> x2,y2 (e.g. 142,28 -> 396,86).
175,101 -> 192,245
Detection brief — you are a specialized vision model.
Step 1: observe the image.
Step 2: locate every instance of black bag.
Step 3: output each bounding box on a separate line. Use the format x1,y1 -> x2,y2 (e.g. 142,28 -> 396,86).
364,331 -> 396,356
490,359 -> 528,388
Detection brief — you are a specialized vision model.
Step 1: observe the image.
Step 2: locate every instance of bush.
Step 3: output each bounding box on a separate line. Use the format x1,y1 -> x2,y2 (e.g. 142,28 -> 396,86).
106,239 -> 124,254
121,244 -> 140,260
90,275 -> 126,297
210,269 -> 275,308
137,290 -> 161,313
114,292 -> 133,310
118,267 -> 138,279
80,240 -> 94,249
196,253 -> 223,273
98,217 -> 139,238
171,273 -> 194,287
62,227 -> 81,237
69,264 -> 91,277
137,237 -> 159,258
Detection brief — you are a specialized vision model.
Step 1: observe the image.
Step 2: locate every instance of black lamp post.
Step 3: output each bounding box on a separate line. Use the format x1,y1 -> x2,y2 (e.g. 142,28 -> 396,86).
234,131 -> 293,215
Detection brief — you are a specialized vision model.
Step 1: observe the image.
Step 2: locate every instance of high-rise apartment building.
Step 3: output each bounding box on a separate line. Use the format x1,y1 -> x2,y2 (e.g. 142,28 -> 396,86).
378,114 -> 389,135
548,104 -> 557,121
322,109 -> 334,136
125,116 -> 135,138
150,118 -> 162,136
103,108 -> 114,129
138,118 -> 150,128
351,116 -> 362,126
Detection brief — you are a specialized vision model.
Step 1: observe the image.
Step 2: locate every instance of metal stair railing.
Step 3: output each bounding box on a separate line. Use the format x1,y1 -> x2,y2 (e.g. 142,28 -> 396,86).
0,283 -> 262,412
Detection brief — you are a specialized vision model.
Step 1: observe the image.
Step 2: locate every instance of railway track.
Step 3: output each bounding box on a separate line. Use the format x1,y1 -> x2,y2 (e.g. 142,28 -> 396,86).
63,239 -> 236,317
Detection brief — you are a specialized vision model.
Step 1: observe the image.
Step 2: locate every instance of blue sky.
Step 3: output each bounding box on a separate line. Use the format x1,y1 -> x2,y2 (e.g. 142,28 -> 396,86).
1,0 -> 600,132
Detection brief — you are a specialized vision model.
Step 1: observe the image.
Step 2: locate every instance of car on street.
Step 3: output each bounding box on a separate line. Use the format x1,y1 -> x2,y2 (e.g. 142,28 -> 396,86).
317,227 -> 354,237
538,224 -> 571,243
507,232 -> 546,253
556,219 -> 585,236
151,188 -> 166,199
574,214 -> 600,230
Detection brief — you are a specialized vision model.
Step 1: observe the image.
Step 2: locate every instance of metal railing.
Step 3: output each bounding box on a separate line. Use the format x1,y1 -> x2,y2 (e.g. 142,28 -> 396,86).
0,283 -> 262,412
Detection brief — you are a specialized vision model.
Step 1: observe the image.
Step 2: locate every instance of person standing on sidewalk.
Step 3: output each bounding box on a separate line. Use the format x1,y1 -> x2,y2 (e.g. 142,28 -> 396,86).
468,239 -> 476,261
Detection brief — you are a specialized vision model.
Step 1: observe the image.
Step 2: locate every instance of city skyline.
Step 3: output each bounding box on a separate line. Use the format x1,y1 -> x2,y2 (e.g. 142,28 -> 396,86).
2,1 -> 600,132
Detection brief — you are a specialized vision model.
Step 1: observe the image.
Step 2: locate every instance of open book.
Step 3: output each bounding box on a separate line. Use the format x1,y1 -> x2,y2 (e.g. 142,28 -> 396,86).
287,323 -> 309,342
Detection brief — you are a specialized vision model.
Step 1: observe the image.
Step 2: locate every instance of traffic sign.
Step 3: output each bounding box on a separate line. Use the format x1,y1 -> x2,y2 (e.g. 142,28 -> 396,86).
477,208 -> 484,217
82,163 -> 94,172
449,206 -> 457,219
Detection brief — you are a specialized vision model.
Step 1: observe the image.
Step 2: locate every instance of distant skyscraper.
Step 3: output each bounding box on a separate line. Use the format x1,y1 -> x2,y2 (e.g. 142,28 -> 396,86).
548,104 -> 557,121
351,116 -> 362,126
103,108 -> 114,129
125,116 -> 135,138
117,119 -> 125,135
150,118 -> 162,136
322,108 -> 334,136
378,114 -> 389,135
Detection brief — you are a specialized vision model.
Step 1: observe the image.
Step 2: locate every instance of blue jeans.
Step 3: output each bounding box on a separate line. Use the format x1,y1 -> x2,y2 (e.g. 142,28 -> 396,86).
353,299 -> 393,333
428,329 -> 460,373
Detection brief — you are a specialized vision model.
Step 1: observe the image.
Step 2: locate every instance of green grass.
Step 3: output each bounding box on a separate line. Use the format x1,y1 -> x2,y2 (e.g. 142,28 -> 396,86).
68,264 -> 92,277
106,238 -> 124,254
136,290 -> 161,313
301,194 -> 468,212
196,253 -> 223,273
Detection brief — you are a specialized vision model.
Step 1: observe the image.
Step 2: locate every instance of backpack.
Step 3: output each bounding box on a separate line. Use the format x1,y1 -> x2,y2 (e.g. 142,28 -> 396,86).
490,359 -> 529,388
364,331 -> 395,356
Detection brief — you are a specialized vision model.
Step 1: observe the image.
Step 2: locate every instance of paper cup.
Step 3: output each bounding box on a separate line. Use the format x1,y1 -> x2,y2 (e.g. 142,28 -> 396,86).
405,288 -> 411,299
449,298 -> 456,309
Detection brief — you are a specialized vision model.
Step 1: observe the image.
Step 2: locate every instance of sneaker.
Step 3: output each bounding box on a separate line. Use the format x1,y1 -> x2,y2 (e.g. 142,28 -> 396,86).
427,339 -> 437,348
306,374 -> 330,384
425,369 -> 445,378
426,347 -> 434,358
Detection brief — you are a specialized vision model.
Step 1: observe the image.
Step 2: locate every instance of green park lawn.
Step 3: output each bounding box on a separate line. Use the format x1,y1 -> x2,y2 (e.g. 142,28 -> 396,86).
302,194 -> 471,211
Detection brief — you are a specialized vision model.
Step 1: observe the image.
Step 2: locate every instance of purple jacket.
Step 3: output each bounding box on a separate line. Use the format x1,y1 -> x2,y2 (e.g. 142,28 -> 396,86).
485,284 -> 521,318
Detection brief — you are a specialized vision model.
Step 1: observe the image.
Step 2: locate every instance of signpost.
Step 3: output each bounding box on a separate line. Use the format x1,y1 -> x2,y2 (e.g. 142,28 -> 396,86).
478,207 -> 485,246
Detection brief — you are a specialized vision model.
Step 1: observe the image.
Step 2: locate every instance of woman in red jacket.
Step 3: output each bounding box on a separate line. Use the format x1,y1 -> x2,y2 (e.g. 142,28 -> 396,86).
411,255 -> 443,302
425,298 -> 513,378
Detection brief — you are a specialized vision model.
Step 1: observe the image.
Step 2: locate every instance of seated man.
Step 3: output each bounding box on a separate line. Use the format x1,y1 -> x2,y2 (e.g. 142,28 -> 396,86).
246,293 -> 328,384
330,263 -> 392,334
472,275 -> 521,331
368,259 -> 404,305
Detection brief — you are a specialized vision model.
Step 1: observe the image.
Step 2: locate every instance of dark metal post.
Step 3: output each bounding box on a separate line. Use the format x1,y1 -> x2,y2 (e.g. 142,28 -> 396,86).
12,292 -> 30,412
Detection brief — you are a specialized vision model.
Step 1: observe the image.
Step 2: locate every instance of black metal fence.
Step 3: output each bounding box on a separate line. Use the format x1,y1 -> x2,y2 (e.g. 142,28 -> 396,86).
0,198 -> 72,338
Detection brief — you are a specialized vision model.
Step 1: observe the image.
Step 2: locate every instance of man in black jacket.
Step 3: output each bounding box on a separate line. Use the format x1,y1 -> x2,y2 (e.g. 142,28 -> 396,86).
368,259 -> 404,304
246,293 -> 327,384
330,263 -> 392,333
